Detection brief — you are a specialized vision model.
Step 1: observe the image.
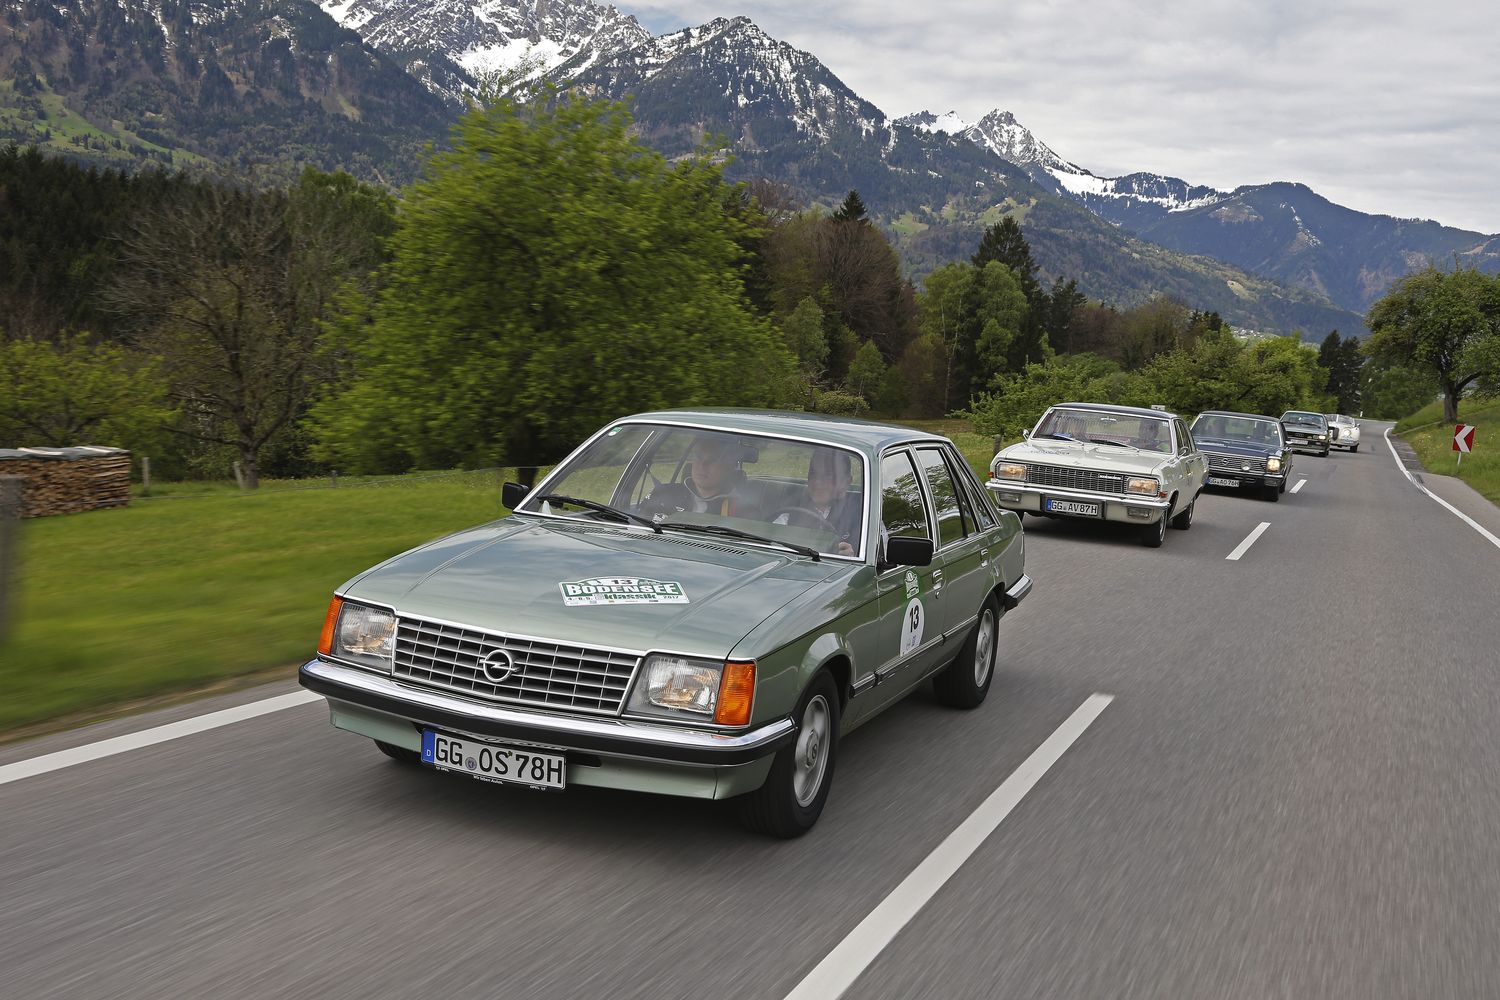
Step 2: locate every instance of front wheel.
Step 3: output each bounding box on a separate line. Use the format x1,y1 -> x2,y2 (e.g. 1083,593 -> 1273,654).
1140,513 -> 1167,547
934,597 -> 999,709
1170,497 -> 1195,530
738,672 -> 839,838
1264,483 -> 1281,502
1351,444 -> 1359,453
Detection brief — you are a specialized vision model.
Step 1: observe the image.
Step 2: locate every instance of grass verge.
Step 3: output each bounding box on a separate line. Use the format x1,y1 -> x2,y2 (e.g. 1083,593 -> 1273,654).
1396,398 -> 1500,505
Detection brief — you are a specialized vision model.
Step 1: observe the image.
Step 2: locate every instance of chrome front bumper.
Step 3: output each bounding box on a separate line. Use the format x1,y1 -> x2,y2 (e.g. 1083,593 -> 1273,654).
299,658 -> 795,767
987,481 -> 1171,524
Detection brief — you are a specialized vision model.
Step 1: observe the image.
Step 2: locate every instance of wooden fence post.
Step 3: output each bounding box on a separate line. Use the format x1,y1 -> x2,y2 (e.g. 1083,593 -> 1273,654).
0,476 -> 22,645
142,456 -> 151,496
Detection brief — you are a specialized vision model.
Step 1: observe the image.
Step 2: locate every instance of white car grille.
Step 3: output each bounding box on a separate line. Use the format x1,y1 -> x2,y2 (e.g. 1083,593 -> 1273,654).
1024,464 -> 1129,494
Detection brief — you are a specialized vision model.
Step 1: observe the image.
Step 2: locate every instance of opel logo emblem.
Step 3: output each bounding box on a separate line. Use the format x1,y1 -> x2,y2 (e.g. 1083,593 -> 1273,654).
479,648 -> 517,684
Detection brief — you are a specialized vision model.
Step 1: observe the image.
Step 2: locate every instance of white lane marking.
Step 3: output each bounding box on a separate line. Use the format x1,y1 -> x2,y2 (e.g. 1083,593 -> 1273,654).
1226,522 -> 1272,561
1384,428 -> 1500,552
1290,479 -> 1307,494
0,691 -> 321,788
781,694 -> 1114,1000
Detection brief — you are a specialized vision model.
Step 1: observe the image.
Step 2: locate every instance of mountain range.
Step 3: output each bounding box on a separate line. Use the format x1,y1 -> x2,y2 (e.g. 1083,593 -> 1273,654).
5,0 -> 1495,336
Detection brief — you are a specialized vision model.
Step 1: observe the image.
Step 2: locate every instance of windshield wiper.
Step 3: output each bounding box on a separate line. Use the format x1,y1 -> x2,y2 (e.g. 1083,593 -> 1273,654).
659,521 -> 820,561
534,494 -> 662,533
1037,432 -> 1082,442
1089,437 -> 1140,449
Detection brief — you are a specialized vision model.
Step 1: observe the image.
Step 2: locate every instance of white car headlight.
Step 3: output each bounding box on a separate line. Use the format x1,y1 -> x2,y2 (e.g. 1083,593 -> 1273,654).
1266,457 -> 1282,473
333,601 -> 396,670
627,654 -> 723,718
992,461 -> 1027,481
1126,477 -> 1160,496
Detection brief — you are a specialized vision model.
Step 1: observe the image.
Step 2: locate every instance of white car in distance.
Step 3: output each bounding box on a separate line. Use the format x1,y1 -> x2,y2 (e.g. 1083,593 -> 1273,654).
1325,414 -> 1362,452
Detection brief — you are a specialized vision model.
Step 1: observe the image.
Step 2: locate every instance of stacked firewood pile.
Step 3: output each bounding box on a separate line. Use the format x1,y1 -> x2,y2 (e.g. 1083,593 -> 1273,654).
0,447 -> 133,518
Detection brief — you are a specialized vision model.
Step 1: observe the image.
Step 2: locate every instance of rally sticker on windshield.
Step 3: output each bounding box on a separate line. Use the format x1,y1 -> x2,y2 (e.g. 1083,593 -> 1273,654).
559,577 -> 690,607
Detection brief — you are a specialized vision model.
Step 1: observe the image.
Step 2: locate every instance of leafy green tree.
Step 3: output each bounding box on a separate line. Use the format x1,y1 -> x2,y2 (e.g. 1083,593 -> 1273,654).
967,354 -> 1149,438
311,94 -> 792,479
1140,330 -> 1318,416
1366,266 -> 1500,422
1361,364 -> 1436,419
783,296 -> 830,377
970,216 -> 1047,368
846,340 -> 886,403
0,336 -> 176,454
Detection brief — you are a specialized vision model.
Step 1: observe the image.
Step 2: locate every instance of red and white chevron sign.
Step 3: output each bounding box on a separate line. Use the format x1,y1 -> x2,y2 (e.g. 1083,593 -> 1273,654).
1454,424 -> 1476,453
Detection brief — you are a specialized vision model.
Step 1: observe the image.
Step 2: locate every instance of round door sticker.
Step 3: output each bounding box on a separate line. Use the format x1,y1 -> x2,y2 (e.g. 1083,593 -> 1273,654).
900,597 -> 925,655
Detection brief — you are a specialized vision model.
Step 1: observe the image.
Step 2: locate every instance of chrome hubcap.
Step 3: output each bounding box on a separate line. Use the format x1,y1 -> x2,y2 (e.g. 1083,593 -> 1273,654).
793,694 -> 832,807
974,609 -> 995,687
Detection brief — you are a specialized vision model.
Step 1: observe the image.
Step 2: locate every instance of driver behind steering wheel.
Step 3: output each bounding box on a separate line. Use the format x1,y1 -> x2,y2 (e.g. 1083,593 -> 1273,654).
771,448 -> 862,556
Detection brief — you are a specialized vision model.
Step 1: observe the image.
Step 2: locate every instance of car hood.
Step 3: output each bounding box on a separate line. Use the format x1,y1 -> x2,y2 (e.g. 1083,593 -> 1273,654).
340,517 -> 848,657
999,440 -> 1169,475
1195,439 -> 1281,459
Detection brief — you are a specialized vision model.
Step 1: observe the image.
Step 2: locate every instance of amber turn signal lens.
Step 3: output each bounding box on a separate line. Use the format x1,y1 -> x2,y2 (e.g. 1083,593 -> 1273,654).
714,660 -> 755,726
318,596 -> 344,655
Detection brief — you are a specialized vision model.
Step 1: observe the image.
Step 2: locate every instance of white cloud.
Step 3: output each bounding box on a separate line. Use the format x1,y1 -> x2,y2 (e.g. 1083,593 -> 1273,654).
619,0 -> 1500,232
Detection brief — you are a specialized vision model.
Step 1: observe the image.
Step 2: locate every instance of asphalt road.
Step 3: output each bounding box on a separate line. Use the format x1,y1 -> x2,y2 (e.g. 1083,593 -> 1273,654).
5,421 -> 1500,999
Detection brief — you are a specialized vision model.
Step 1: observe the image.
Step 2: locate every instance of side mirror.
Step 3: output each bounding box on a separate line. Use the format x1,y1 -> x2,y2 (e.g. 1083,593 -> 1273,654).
1021,429 -> 1031,440
502,481 -> 530,510
882,535 -> 933,568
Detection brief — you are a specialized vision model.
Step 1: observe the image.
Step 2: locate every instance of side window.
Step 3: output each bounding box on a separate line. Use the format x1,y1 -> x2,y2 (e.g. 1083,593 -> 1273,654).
880,451 -> 931,543
917,448 -> 966,547
949,450 -> 996,530
1175,419 -> 1194,454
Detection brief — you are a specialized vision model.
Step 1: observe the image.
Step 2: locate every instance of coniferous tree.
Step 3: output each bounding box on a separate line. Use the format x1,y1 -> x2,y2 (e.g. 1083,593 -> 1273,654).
832,189 -> 868,224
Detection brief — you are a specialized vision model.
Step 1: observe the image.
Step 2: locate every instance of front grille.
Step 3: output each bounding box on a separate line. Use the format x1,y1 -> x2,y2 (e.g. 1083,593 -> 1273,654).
1208,454 -> 1267,474
393,619 -> 640,715
1024,464 -> 1129,494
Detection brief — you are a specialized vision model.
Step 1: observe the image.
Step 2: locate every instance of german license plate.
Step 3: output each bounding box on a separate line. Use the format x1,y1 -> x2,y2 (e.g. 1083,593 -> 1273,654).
1207,476 -> 1240,487
422,730 -> 566,790
1045,498 -> 1101,517
1290,437 -> 1308,445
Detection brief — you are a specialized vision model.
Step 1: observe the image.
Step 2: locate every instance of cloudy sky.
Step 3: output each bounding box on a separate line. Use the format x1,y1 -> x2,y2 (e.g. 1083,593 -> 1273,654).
622,0 -> 1500,235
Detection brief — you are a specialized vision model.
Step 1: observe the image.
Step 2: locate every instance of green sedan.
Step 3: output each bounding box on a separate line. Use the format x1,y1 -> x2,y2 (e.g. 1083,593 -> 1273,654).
299,410 -> 1032,837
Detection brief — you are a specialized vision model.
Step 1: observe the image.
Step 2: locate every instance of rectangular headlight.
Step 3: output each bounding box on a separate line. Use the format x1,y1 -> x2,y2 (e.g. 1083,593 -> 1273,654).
1126,477 -> 1160,496
627,654 -> 723,718
331,601 -> 396,671
1266,457 -> 1282,473
992,462 -> 1027,481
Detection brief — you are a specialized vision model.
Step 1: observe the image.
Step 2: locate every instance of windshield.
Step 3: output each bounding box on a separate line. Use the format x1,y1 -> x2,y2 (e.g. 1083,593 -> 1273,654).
1191,414 -> 1283,447
517,423 -> 869,559
1282,411 -> 1325,427
1033,408 -> 1173,453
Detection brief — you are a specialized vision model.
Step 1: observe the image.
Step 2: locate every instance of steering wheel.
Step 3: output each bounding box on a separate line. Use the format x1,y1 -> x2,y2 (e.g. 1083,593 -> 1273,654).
771,506 -> 838,534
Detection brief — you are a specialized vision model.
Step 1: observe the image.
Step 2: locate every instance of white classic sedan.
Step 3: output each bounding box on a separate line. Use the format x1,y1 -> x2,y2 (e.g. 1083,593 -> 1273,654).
1325,414 -> 1362,452
987,402 -> 1209,547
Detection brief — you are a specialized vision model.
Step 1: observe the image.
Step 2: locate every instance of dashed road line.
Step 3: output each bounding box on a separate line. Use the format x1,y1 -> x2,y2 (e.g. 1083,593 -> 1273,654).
1226,522 -> 1271,561
1290,478 -> 1307,494
781,694 -> 1114,1000
0,691 -> 322,788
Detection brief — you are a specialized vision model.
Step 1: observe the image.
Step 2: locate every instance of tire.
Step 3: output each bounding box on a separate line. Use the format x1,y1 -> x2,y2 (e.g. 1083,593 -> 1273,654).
1264,483 -> 1280,502
1140,512 -> 1167,547
1169,497 -> 1195,530
1320,447 -> 1329,458
1351,444 -> 1359,453
934,597 -> 999,709
738,672 -> 839,838
376,740 -> 419,764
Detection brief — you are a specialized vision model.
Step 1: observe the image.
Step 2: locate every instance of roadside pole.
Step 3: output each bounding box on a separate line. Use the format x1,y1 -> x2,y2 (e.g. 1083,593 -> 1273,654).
0,476 -> 21,645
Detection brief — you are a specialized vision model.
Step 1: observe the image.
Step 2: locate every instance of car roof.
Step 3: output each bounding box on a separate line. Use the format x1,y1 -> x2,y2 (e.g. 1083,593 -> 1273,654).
619,408 -> 950,454
1194,410 -> 1281,422
1048,401 -> 1180,420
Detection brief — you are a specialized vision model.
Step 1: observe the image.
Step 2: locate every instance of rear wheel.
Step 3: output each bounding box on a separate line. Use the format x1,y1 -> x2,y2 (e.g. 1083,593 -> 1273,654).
376,740 -> 419,764
738,672 -> 839,838
934,597 -> 999,709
